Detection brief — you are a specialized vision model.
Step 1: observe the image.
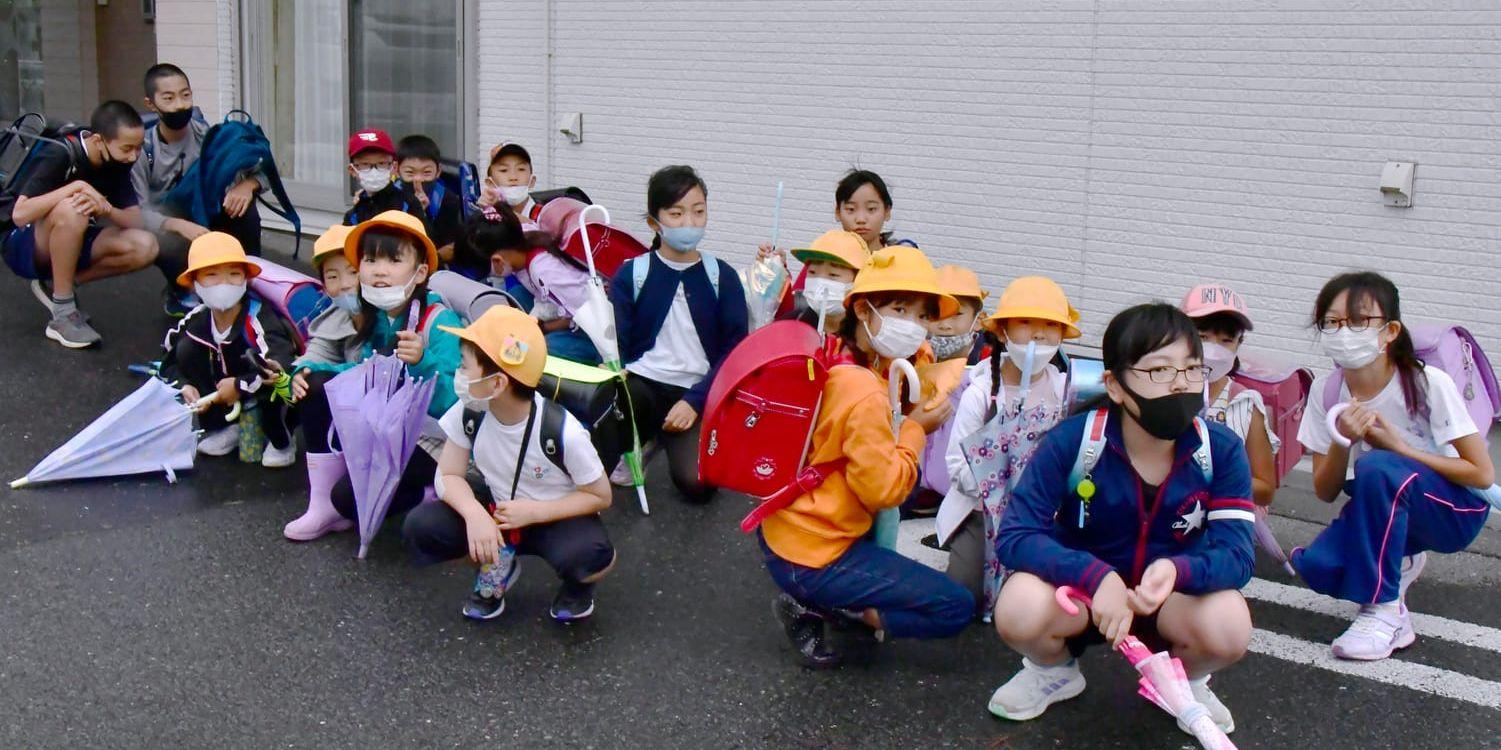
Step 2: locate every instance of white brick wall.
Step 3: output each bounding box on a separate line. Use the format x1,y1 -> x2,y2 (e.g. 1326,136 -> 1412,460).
153,0 -> 237,121
473,0 -> 1501,373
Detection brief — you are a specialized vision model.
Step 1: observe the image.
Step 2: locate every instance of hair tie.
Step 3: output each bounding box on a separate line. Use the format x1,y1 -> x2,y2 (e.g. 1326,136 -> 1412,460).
479,203 -> 503,222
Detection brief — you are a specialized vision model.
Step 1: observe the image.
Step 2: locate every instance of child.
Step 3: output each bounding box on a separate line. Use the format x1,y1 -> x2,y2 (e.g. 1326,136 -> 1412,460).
937,276 -> 1080,613
287,224 -> 361,398
343,128 -> 421,226
608,165 -> 748,501
1180,283 -> 1279,506
158,232 -> 297,467
1294,272 -> 1494,660
394,134 -> 463,265
760,246 -> 973,669
1,100 -> 157,348
928,266 -> 988,364
403,306 -> 615,622
990,303 -> 1252,735
283,210 -> 463,541
465,205 -> 599,364
475,142 -> 541,226
779,229 -> 869,332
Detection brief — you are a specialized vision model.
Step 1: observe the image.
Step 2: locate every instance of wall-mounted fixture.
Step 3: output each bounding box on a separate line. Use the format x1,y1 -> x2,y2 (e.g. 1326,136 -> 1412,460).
1380,161 -> 1416,207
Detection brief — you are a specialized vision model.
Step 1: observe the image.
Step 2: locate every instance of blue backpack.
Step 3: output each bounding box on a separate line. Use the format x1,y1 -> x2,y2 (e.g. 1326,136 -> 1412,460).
165,110 -> 302,255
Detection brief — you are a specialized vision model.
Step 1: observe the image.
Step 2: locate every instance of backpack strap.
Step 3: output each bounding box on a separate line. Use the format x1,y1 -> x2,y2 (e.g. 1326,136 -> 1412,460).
1192,416 -> 1214,484
699,251 -> 721,298
1067,408 -> 1109,497
462,406 -> 486,440
537,398 -> 568,474
241,298 -> 263,351
738,459 -> 848,533
426,181 -> 446,222
631,255 -> 650,301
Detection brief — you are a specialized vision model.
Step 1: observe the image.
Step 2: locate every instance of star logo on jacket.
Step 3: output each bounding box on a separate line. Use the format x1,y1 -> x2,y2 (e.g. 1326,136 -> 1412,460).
1171,492 -> 1210,541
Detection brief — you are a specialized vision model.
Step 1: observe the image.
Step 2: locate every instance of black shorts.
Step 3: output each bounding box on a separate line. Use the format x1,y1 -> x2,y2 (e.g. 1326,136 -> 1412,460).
1065,612 -> 1167,658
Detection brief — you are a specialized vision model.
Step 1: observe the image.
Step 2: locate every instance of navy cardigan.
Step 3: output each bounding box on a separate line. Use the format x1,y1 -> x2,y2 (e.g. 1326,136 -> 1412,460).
608,251 -> 748,411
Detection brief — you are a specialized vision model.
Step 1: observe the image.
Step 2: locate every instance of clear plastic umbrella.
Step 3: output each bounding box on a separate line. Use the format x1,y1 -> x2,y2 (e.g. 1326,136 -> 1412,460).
874,358 -> 921,549
10,379 -> 198,488
569,203 -> 649,514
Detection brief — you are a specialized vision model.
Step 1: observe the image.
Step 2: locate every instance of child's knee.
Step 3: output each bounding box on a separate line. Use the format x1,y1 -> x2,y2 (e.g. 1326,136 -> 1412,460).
46,201 -> 89,231
567,541 -> 616,583
933,587 -> 975,637
124,229 -> 159,265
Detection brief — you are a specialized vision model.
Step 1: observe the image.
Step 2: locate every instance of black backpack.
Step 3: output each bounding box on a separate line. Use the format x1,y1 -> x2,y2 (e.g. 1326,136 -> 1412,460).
461,397 -> 570,476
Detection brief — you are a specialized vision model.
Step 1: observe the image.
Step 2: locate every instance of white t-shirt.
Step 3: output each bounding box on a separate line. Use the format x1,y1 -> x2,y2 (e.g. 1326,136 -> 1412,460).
439,395 -> 605,502
1299,365 -> 1478,475
624,254 -> 711,389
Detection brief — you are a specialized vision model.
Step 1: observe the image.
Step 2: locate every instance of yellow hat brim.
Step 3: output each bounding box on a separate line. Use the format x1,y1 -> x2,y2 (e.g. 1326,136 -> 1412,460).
984,305 -> 1082,339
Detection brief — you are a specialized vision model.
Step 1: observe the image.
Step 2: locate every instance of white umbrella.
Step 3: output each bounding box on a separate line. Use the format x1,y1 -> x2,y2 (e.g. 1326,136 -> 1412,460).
873,358 -> 921,549
11,379 -> 198,488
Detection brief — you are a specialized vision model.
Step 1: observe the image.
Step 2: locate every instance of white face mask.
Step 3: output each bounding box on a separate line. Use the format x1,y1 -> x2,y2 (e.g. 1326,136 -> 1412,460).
500,184 -> 531,205
863,303 -> 928,360
803,277 -> 850,316
1005,340 -> 1059,375
453,370 -> 501,410
1322,327 -> 1385,370
356,166 -> 391,194
194,281 -> 246,312
1201,341 -> 1238,382
360,273 -> 419,312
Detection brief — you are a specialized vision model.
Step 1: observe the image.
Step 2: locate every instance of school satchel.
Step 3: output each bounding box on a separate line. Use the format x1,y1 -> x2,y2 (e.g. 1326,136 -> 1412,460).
536,356 -> 630,469
246,257 -> 331,353
695,320 -> 841,532
1231,357 -> 1314,482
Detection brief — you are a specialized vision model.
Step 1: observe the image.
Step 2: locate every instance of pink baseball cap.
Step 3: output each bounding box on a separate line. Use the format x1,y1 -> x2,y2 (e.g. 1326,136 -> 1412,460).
1180,282 -> 1253,331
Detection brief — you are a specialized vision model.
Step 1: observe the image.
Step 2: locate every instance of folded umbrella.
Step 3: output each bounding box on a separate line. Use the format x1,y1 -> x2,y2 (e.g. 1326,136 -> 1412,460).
11,379 -> 198,488
874,358 -> 921,549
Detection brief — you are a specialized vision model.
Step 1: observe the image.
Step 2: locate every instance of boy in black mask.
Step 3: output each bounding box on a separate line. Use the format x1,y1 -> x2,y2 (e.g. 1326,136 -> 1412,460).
131,63 -> 267,317
1,100 -> 158,348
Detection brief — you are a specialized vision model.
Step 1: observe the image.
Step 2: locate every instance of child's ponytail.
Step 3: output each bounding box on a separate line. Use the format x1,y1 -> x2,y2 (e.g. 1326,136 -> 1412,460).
987,330 -> 1004,413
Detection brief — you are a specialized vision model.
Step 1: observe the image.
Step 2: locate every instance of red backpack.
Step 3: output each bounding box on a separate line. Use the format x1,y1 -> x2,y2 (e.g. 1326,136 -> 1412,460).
1231,357 -> 1314,482
697,320 -> 843,532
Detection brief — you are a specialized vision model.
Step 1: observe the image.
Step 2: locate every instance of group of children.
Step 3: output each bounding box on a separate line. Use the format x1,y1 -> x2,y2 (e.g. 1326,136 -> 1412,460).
130,133 -> 1498,736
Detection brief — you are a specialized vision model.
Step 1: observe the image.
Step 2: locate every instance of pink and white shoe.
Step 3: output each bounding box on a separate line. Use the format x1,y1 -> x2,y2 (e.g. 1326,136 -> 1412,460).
1332,605 -> 1414,661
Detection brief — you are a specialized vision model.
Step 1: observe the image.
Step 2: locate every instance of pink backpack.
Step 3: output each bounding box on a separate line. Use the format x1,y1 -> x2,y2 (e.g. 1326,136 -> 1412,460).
247,257 -> 329,352
1321,324 -> 1500,436
1231,357 -> 1314,482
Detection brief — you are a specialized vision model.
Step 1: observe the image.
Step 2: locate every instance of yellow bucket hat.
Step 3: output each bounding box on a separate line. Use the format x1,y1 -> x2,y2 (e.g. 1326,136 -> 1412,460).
936,265 -> 988,308
791,230 -> 870,270
176,231 -> 260,288
343,210 -> 439,272
845,246 -> 959,319
985,275 -> 1081,339
312,224 -> 355,268
437,306 -> 548,387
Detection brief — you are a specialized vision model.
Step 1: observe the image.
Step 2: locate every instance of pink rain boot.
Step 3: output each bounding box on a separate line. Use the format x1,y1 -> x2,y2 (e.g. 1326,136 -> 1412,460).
283,452 -> 354,541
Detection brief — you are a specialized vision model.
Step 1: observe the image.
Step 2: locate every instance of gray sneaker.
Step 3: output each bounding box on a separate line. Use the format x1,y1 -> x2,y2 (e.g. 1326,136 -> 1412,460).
31,280 -> 89,322
45,309 -> 102,349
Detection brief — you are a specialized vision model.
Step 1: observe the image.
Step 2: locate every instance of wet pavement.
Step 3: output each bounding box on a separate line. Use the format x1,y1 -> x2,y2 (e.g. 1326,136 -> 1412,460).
2,248 -> 1499,749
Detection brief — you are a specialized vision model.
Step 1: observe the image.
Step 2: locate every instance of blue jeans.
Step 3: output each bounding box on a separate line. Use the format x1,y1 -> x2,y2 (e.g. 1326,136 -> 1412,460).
546,328 -> 601,365
1293,450 -> 1489,604
761,536 -> 973,639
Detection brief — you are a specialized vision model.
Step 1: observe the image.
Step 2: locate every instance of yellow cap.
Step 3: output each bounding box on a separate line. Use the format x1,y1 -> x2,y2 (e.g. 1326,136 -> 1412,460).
845,246 -> 959,319
985,275 -> 1081,339
312,224 -> 355,268
437,306 -> 548,387
177,232 -> 259,288
936,265 -> 988,306
344,210 -> 439,272
791,230 -> 870,270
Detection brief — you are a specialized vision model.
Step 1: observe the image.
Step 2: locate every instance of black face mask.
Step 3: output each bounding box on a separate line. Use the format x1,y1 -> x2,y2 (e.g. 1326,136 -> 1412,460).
1120,379 -> 1204,441
159,107 -> 194,131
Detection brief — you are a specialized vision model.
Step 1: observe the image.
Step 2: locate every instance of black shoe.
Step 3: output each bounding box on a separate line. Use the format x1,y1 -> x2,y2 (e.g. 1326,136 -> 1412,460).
162,285 -> 200,318
829,607 -> 887,654
550,580 -> 596,622
773,593 -> 842,670
461,591 -> 506,621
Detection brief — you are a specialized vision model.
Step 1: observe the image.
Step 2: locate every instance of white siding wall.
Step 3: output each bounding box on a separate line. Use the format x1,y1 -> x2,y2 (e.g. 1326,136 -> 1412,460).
476,0 -> 1501,371
154,0 -> 238,121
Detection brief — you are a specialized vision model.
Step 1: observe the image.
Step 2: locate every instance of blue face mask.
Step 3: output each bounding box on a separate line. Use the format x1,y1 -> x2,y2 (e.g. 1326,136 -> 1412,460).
331,291 -> 362,315
658,224 -> 705,252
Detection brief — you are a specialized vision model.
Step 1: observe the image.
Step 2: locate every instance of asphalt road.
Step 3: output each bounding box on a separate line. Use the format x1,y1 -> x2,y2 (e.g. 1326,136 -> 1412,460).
2,249 -> 1499,749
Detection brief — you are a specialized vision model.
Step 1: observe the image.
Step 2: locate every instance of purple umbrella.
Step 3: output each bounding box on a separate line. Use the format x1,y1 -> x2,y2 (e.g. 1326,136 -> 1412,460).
324,304 -> 437,558
10,379 -> 197,488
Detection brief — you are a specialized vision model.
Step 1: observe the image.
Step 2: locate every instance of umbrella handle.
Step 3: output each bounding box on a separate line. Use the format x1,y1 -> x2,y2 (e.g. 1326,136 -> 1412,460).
887,358 -> 920,433
1055,585 -> 1092,617
577,203 -> 611,280
1016,341 -> 1037,403
1326,402 -> 1353,448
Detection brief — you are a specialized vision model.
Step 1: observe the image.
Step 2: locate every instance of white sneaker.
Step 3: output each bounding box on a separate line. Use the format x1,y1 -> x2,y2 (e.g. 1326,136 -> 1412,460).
261,442 -> 297,468
1177,676 -> 1235,735
197,426 -> 239,457
1398,552 -> 1427,601
609,458 -> 635,486
1332,604 -> 1414,661
987,658 -> 1087,721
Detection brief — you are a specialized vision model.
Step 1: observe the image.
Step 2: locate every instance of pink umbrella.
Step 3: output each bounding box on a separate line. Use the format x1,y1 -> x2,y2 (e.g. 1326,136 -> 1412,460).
1056,586 -> 1238,750
1252,505 -> 1295,576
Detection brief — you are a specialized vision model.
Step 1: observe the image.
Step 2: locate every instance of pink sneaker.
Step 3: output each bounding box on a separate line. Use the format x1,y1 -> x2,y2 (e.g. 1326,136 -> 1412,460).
1332,605 -> 1414,661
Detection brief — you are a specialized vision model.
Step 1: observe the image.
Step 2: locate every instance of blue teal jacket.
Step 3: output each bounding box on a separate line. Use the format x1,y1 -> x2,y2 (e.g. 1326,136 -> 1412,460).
608,251 -> 748,411
297,291 -> 460,419
996,406 -> 1255,596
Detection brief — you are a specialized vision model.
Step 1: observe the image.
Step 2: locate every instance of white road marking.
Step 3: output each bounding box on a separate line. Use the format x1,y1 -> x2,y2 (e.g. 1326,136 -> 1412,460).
1243,577 -> 1501,655
1249,630 -> 1501,710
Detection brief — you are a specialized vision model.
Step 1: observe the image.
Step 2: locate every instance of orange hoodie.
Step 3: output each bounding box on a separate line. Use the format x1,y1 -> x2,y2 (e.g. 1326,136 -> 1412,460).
760,363 -> 928,568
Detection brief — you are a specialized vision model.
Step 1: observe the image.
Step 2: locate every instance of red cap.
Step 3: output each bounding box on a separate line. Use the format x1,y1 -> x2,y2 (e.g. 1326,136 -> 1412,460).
347,128 -> 395,159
